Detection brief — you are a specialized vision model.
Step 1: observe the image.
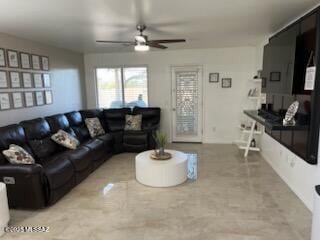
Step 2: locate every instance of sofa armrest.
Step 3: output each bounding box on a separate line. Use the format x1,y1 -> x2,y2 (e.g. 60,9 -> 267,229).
0,164 -> 43,175
0,164 -> 47,209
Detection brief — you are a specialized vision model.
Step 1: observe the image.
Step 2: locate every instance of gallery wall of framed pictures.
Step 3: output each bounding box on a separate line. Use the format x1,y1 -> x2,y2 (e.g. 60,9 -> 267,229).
0,48 -> 52,111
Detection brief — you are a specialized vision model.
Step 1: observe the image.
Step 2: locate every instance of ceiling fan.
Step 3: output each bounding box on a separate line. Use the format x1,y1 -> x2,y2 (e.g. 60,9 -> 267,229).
96,25 -> 186,51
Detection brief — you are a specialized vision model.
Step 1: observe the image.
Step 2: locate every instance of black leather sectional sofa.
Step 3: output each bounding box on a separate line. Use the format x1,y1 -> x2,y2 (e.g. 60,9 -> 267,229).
0,107 -> 160,209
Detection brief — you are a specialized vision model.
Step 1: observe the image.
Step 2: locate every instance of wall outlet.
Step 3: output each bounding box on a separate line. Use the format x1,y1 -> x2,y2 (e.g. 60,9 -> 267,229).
289,157 -> 296,168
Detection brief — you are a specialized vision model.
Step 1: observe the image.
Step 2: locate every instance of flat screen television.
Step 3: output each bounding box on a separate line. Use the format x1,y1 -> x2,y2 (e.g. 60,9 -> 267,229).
262,20 -> 316,95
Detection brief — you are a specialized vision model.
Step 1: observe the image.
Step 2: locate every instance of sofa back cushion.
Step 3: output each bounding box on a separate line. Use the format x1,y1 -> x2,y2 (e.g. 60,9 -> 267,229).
132,107 -> 161,130
0,124 -> 33,165
80,109 -> 107,131
103,108 -> 131,132
65,111 -> 90,142
20,118 -> 59,162
45,114 -> 76,137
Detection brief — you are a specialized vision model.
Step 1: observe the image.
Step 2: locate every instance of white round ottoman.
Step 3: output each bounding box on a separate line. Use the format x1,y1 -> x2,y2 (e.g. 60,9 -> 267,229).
0,183 -> 9,236
135,150 -> 188,187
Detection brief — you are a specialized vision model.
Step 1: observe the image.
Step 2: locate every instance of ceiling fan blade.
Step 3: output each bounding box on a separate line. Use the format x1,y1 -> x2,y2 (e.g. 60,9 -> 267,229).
148,42 -> 168,49
96,40 -> 134,44
148,39 -> 186,44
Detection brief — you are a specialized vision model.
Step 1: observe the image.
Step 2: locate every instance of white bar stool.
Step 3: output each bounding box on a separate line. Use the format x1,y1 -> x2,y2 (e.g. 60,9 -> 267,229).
0,183 -> 10,237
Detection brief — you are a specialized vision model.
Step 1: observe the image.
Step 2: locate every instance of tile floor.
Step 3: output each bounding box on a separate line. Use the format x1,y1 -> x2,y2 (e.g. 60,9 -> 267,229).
2,144 -> 312,240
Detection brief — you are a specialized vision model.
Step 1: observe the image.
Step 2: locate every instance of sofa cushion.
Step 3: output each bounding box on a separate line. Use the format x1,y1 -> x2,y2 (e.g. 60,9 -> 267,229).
109,131 -> 124,153
65,146 -> 92,171
98,134 -> 114,153
80,109 -> 107,131
51,130 -> 80,150
42,155 -> 74,189
45,114 -> 76,137
2,144 -> 35,164
85,118 -> 105,138
124,114 -> 142,131
81,139 -> 105,161
123,131 -> 148,145
0,124 -> 33,165
103,108 -> 131,132
20,118 -> 60,162
28,137 -> 58,162
98,133 -> 113,145
65,111 -> 90,142
132,107 -> 161,130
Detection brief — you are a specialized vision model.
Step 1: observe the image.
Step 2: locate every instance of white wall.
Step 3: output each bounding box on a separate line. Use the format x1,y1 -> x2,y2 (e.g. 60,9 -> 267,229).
84,47 -> 257,143
255,44 -> 320,211
0,33 -> 86,126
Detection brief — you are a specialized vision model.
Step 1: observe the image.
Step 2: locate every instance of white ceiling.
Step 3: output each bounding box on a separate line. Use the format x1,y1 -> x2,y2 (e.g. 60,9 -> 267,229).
0,0 -> 319,53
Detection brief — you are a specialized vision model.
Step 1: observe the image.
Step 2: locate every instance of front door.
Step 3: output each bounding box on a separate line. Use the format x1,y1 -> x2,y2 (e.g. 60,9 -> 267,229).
171,66 -> 203,142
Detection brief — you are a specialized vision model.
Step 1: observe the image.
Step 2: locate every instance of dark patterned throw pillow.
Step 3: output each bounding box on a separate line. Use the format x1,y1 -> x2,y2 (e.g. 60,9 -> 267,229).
85,117 -> 105,138
124,114 -> 142,131
51,130 -> 80,150
2,144 -> 35,164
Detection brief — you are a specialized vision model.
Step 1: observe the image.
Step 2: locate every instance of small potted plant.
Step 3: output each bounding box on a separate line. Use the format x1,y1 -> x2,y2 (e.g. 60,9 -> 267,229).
153,130 -> 167,156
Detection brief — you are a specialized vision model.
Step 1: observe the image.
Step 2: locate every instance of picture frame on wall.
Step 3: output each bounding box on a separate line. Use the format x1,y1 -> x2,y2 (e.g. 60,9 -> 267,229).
22,72 -> 33,88
7,50 -> 19,68
9,71 -> 21,88
12,92 -> 24,109
33,73 -> 43,88
45,90 -> 53,105
31,54 -> 41,70
24,92 -> 34,107
0,71 -> 8,88
209,73 -> 219,83
43,73 -> 51,87
221,78 -> 232,88
41,56 -> 49,71
0,48 -> 6,67
20,52 -> 31,69
35,91 -> 44,105
0,93 -> 11,110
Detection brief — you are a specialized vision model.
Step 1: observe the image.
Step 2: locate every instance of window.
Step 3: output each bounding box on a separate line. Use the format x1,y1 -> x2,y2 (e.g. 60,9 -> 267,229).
96,67 -> 148,108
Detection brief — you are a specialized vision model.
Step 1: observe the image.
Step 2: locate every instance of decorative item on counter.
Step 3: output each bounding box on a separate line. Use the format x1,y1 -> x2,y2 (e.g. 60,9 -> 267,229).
250,139 -> 256,148
283,101 -> 299,126
151,131 -> 172,160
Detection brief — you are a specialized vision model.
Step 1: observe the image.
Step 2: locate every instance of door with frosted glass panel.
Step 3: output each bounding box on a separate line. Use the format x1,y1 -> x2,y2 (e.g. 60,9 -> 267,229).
172,66 -> 203,142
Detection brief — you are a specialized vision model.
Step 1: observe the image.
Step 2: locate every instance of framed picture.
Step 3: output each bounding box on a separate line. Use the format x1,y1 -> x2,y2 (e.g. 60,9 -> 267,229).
0,48 -> 6,67
33,73 -> 43,88
43,73 -> 51,87
31,54 -> 41,70
35,91 -> 44,105
12,92 -> 24,109
270,72 -> 281,82
209,73 -> 219,83
0,71 -> 8,88
7,50 -> 19,68
22,72 -> 33,88
222,78 -> 232,88
0,93 -> 11,110
45,90 -> 53,104
9,71 -> 21,88
41,56 -> 49,71
20,52 -> 31,69
24,92 -> 34,107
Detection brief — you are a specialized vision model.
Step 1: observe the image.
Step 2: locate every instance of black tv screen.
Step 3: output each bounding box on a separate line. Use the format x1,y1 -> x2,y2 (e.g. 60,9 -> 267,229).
262,23 -> 299,95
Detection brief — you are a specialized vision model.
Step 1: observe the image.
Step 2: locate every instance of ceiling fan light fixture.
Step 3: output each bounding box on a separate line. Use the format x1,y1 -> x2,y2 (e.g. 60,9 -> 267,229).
134,44 -> 150,52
